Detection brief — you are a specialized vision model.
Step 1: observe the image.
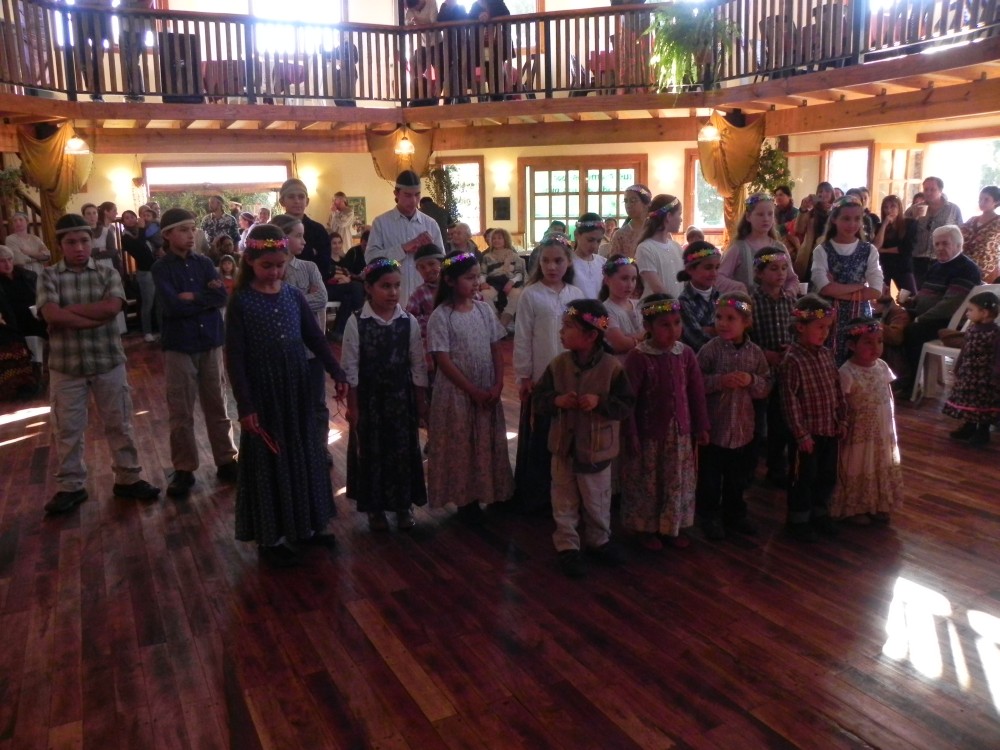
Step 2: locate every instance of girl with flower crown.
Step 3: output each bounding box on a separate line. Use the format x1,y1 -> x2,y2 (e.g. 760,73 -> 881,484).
720,192 -> 802,297
621,294 -> 710,551
225,224 -> 349,567
425,251 -> 514,521
635,194 -> 685,299
676,240 -> 747,352
342,257 -> 429,532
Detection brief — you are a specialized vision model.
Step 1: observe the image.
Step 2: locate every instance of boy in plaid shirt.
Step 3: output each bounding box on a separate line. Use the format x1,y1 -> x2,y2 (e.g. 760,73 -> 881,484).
779,294 -> 846,542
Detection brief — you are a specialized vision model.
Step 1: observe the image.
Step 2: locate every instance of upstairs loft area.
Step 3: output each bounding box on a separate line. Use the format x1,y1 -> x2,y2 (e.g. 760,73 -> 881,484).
1,0 -> 997,110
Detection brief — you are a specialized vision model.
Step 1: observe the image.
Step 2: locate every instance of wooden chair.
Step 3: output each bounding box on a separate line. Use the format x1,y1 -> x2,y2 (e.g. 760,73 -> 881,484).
910,284 -> 1000,403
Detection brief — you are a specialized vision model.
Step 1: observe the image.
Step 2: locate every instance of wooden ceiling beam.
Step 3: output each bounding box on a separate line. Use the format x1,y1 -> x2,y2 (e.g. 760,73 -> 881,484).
0,124 -> 17,151
765,77 -> 1000,136
432,117 -> 699,150
75,128 -> 368,153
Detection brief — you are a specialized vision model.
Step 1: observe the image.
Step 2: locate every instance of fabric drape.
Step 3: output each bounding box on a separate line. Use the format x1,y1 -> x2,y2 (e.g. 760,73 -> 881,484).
697,111 -> 765,242
17,124 -> 93,256
366,128 -> 433,183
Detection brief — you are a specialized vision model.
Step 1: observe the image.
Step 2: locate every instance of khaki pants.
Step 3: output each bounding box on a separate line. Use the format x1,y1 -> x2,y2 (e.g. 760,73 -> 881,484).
49,364 -> 143,493
551,455 -> 612,552
164,348 -> 236,472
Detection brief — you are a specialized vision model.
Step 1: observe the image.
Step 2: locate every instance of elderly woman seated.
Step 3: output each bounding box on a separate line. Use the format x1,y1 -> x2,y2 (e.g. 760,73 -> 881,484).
0,244 -> 47,394
898,224 -> 982,389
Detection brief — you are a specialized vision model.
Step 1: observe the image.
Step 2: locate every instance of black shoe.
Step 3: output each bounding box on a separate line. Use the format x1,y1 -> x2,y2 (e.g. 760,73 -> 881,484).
89,94 -> 104,102
113,480 -> 161,500
587,542 -> 625,566
396,509 -> 416,531
949,422 -> 977,441
325,450 -> 334,467
299,532 -> 337,548
368,512 -> 390,532
44,489 -> 88,515
970,425 -> 992,447
812,516 -> 839,536
166,470 -> 196,498
727,516 -> 759,536
788,522 -> 818,542
558,549 -> 585,578
455,502 -> 485,525
702,518 -> 726,541
124,94 -> 145,102
259,544 -> 300,568
215,461 -> 239,483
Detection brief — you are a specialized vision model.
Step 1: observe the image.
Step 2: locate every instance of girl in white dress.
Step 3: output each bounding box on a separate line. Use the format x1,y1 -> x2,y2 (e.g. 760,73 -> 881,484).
572,212 -> 606,299
635,194 -> 685,299
599,254 -> 643,359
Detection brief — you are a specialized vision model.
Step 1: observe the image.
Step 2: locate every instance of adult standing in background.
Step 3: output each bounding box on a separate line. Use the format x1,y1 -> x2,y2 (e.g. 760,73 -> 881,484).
201,195 -> 240,247
277,179 -> 333,279
961,186 -> 1000,283
4,212 -> 50,275
468,0 -> 512,100
119,0 -> 153,102
326,192 -> 356,249
419,196 -> 450,239
120,209 -> 158,342
610,184 -> 652,259
366,170 -> 444,307
405,0 -> 441,105
912,177 -> 962,287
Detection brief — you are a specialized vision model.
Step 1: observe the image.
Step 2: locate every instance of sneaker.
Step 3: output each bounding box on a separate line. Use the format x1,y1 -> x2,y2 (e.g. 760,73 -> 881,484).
368,511 -> 390,532
949,422 -> 977,441
44,489 -> 88,515
588,542 -> 625,566
143,334 -> 156,343
702,518 -> 726,541
788,522 -> 818,543
557,550 -> 585,578
811,516 -> 839,536
259,544 -> 300,568
455,502 -> 485,525
166,470 -> 196,498
299,532 -> 337,548
396,509 -> 416,531
727,516 -> 759,536
112,480 -> 161,500
215,461 -> 239,483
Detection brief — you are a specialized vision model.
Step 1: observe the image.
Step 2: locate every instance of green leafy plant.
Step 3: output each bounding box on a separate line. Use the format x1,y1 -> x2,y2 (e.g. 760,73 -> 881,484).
148,190 -> 274,217
0,166 -> 25,198
647,3 -> 741,91
425,165 -> 461,225
748,141 -> 792,195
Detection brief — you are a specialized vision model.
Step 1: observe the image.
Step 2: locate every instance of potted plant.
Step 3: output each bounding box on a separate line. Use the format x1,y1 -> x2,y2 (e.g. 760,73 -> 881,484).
646,3 -> 741,91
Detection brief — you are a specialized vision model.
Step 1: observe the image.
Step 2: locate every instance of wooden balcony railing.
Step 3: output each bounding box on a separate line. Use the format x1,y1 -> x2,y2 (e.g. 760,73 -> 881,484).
0,0 -> 996,108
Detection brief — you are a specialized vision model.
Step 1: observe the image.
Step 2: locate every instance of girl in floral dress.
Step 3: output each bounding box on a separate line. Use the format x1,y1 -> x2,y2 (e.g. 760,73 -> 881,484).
943,292 -> 1000,446
426,251 -> 513,519
830,317 -> 903,524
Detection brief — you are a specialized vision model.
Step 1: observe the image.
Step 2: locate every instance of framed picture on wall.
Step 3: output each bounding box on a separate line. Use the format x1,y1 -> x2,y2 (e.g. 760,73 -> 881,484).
347,196 -> 367,232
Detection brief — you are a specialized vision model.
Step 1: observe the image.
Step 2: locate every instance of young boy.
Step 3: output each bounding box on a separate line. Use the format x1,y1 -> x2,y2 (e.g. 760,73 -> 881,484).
750,247 -> 796,485
277,178 -> 332,279
533,299 -> 635,578
405,243 -> 445,380
779,294 -> 847,542
151,208 -> 238,498
37,213 -> 160,514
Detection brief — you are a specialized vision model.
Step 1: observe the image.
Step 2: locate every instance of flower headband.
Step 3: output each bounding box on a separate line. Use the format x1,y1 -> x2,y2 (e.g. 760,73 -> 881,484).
745,193 -> 773,208
541,232 -> 572,248
834,195 -> 863,209
846,321 -> 883,337
576,219 -> 605,231
565,306 -> 610,331
684,246 -> 720,266
245,237 -> 288,251
641,299 -> 682,317
649,197 -> 680,218
792,307 -> 833,320
717,297 -> 752,314
603,256 -> 636,274
625,184 -> 652,200
753,250 -> 789,268
361,257 -> 400,280
441,251 -> 478,270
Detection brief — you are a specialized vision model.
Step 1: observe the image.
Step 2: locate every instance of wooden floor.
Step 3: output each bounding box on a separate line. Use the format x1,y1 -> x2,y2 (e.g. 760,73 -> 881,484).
1,336 -> 999,750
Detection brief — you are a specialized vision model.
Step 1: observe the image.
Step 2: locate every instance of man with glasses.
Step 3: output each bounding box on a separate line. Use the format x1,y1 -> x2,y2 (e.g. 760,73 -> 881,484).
912,177 -> 963,287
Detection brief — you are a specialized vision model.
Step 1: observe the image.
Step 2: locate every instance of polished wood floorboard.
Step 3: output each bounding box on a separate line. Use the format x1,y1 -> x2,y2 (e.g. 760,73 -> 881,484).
1,336 -> 999,749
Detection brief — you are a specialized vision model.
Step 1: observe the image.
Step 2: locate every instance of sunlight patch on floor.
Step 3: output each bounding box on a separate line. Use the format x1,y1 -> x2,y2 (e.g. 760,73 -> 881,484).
0,433 -> 40,448
328,429 -> 343,445
968,610 -> 1000,713
0,405 -> 50,427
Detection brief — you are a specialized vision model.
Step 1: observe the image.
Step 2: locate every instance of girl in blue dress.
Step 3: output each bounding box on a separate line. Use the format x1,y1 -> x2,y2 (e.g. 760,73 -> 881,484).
225,224 -> 348,567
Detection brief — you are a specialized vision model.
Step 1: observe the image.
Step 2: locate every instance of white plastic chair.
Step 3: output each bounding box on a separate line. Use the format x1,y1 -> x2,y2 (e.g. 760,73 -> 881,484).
910,284 -> 1000,403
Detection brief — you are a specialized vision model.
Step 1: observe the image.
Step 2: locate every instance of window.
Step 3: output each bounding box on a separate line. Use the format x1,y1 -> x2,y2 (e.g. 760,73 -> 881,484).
250,0 -> 342,55
924,137 -> 1000,218
144,163 -> 290,192
873,144 -> 924,208
821,141 -> 873,195
519,156 -> 647,247
438,157 -> 485,235
684,150 -> 724,231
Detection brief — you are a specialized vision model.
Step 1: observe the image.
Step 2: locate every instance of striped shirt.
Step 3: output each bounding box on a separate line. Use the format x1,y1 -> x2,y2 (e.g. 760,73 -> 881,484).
37,259 -> 126,377
779,342 -> 846,441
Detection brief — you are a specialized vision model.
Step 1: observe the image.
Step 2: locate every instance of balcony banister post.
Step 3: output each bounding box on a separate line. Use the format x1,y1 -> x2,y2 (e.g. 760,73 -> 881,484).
244,18 -> 257,104
542,17 -> 552,99
62,7 -> 77,102
851,0 -> 867,63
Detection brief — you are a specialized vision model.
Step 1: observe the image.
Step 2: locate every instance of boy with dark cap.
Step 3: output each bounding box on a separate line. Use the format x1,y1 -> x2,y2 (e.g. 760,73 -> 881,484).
152,208 -> 238,498
366,169 -> 445,307
37,213 -> 161,514
278,178 -> 333,279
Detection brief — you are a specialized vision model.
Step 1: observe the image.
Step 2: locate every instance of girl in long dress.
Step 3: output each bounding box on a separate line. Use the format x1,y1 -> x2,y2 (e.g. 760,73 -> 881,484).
943,292 -> 1000,446
830,317 -> 903,523
426,251 -> 513,519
